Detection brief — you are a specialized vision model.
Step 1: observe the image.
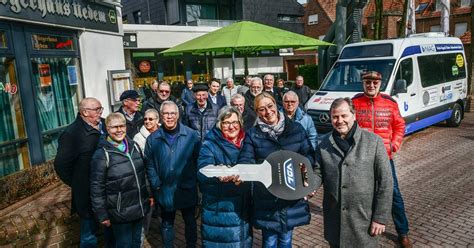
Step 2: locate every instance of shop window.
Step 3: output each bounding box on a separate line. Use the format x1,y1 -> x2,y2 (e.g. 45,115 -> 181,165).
31,57 -> 82,160
0,57 -> 29,177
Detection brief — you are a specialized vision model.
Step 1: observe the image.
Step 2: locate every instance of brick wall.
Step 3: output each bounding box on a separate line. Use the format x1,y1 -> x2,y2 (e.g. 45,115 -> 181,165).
304,0 -> 334,39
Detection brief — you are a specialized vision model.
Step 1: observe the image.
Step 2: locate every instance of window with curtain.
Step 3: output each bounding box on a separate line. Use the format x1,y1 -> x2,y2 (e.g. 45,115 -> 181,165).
31,57 -> 81,160
0,57 -> 29,177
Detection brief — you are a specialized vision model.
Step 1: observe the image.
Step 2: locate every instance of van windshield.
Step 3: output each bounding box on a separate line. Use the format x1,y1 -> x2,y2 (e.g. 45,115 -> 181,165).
320,59 -> 396,92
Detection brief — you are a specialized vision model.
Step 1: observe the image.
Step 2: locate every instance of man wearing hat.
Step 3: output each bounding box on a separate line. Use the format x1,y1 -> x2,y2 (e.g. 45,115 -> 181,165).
182,83 -> 219,142
117,90 -> 144,138
352,71 -> 411,248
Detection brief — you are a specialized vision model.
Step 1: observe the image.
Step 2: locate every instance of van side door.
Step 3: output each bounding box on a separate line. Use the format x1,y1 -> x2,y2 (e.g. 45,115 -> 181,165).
392,58 -> 419,123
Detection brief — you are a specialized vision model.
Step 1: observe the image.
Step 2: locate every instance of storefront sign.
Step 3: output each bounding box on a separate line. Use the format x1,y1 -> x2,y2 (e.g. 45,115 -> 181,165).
0,0 -> 119,33
38,63 -> 52,87
32,34 -> 75,50
139,60 -> 151,73
0,82 -> 18,94
123,33 -> 137,48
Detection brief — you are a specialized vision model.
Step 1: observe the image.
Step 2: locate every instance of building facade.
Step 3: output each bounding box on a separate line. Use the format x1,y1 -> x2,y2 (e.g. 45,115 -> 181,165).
0,0 -> 125,177
122,0 -> 305,34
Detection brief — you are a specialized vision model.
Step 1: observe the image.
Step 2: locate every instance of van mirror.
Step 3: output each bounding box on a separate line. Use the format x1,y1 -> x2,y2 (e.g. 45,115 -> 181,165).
394,79 -> 407,94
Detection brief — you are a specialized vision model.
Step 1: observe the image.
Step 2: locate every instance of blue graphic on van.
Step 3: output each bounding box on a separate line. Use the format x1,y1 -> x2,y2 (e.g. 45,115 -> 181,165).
283,158 -> 296,191
404,101 -> 409,111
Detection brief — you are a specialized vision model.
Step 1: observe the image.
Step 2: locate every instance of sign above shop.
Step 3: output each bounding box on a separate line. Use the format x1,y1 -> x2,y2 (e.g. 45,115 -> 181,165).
123,33 -> 137,48
0,0 -> 119,33
32,34 -> 75,50
139,60 -> 151,73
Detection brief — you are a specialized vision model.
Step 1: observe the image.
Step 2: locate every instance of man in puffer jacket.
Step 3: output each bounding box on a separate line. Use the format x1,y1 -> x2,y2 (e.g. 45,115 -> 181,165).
352,70 -> 411,248
90,113 -> 152,247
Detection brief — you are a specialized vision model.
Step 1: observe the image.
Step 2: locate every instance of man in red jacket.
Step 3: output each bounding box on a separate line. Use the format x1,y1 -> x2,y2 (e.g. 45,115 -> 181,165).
352,71 -> 412,248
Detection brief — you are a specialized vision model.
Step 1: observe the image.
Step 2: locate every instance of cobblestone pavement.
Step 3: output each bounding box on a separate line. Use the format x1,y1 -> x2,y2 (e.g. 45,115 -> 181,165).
2,113 -> 474,247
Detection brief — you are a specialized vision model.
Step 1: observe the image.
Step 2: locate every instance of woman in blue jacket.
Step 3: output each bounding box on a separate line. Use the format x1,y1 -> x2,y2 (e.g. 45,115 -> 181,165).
198,106 -> 252,247
239,92 -> 314,248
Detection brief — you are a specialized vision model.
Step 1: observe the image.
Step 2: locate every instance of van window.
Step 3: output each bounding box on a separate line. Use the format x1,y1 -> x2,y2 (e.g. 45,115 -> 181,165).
395,58 -> 413,87
320,59 -> 395,92
418,53 -> 466,87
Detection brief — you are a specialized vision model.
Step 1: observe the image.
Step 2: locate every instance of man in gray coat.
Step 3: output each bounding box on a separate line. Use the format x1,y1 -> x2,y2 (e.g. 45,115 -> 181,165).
312,97 -> 393,248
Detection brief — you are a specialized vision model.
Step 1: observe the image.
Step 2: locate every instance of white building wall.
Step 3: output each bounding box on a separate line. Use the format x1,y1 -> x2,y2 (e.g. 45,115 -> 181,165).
213,57 -> 284,80
79,31 -> 125,115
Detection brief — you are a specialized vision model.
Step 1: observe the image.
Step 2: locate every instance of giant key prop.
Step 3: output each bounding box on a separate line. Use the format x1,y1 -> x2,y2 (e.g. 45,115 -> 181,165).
199,150 -> 317,200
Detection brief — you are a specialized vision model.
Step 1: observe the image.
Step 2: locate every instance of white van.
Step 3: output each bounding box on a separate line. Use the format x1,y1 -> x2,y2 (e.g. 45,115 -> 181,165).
306,33 -> 468,134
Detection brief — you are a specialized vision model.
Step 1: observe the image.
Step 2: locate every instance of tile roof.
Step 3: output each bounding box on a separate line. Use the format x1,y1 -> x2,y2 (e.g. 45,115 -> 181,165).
317,0 -> 337,22
459,31 -> 471,44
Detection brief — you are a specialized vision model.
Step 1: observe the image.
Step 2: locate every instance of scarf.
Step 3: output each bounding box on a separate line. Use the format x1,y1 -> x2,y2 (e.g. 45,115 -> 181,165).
257,111 -> 285,140
107,136 -> 129,154
332,122 -> 358,155
223,129 -> 245,149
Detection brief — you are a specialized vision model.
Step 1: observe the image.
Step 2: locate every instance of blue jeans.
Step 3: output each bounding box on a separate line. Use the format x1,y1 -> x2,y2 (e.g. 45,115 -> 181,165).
80,217 -> 98,248
112,219 -> 143,248
262,229 -> 293,248
161,206 -> 197,248
390,159 -> 409,235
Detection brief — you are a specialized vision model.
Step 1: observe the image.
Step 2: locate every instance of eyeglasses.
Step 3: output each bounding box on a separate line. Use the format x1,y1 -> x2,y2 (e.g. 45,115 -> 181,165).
84,107 -> 104,113
283,100 -> 297,104
108,124 -> 126,131
162,112 -> 177,117
144,117 -> 156,121
159,90 -> 170,94
257,103 -> 276,113
363,80 -> 380,86
221,121 -> 240,128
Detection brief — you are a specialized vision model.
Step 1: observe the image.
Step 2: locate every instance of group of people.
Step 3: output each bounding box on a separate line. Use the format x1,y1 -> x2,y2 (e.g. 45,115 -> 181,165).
54,71 -> 412,248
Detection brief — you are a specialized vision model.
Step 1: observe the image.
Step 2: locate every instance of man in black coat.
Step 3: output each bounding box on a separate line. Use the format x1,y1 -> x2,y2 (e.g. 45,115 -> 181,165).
116,90 -> 143,138
143,81 -> 183,115
291,75 -> 312,108
231,93 -> 256,131
54,97 -> 110,247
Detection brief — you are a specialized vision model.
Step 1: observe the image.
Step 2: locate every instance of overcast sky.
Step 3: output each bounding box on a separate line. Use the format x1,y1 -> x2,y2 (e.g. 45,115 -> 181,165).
297,0 -> 307,4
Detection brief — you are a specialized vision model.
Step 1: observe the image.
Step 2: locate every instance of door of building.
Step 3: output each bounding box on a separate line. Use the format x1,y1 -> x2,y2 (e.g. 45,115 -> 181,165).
287,59 -> 305,81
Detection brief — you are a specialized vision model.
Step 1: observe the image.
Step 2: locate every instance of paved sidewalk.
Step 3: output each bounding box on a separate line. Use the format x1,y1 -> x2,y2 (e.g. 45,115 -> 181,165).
2,113 -> 474,247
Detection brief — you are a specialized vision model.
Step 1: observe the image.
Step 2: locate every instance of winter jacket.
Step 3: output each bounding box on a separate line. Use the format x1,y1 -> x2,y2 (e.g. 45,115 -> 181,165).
313,125 -> 393,247
181,88 -> 195,107
352,93 -> 405,159
54,115 -> 106,218
183,101 -> 219,142
90,137 -> 150,224
144,124 -> 200,211
238,117 -> 314,234
133,125 -> 151,155
143,94 -> 183,115
116,106 -> 144,138
198,128 -> 252,247
209,93 -> 227,110
222,86 -> 240,106
291,85 -> 312,107
292,107 -> 318,150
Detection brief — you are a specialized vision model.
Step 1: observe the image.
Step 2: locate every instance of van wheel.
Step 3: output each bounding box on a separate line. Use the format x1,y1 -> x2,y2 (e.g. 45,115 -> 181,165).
447,103 -> 462,127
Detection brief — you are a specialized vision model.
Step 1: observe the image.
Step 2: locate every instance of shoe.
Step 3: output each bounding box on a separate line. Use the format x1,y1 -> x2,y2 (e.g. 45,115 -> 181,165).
398,234 -> 412,248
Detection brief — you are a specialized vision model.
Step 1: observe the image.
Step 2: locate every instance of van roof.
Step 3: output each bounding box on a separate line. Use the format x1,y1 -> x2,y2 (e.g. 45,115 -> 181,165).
340,33 -> 463,60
